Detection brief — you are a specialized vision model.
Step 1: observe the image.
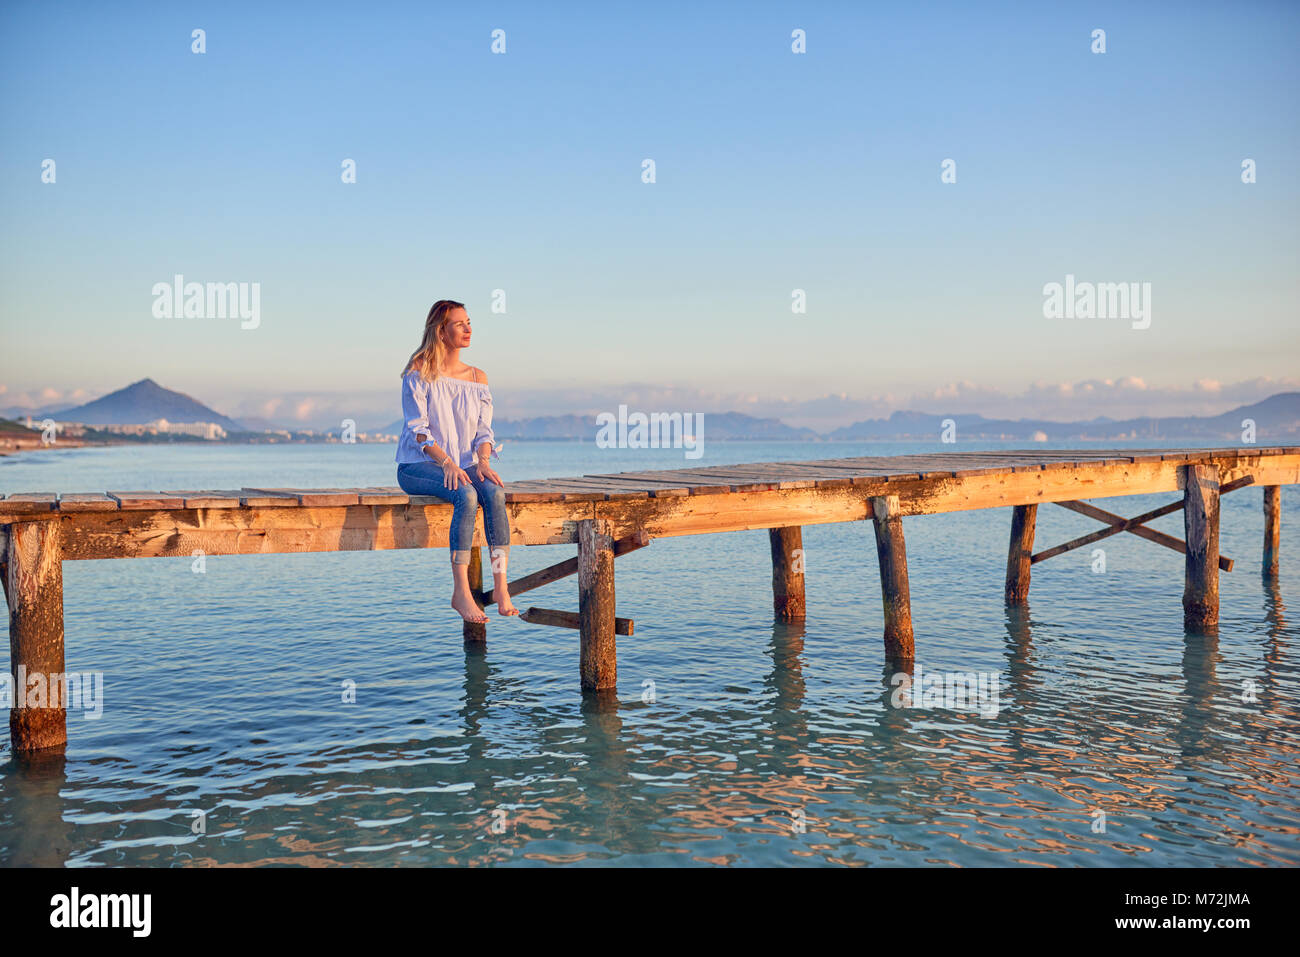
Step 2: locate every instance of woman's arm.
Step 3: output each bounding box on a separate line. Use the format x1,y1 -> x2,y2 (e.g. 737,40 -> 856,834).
472,368 -> 495,464
403,373 -> 436,451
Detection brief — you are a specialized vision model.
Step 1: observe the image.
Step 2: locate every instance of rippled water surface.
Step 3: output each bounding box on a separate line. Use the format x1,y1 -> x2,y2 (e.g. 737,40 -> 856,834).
2,440 -> 1297,866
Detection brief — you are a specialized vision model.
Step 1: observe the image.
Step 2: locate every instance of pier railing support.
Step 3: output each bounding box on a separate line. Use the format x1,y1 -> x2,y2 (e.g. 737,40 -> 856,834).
578,518 -> 617,693
871,495 -> 914,660
768,526 -> 806,620
6,521 -> 68,753
1004,504 -> 1037,605
463,546 -> 487,645
1183,464 -> 1221,633
1263,486 -> 1280,579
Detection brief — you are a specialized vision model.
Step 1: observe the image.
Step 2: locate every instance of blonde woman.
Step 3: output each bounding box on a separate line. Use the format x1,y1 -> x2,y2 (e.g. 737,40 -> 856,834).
396,300 -> 517,623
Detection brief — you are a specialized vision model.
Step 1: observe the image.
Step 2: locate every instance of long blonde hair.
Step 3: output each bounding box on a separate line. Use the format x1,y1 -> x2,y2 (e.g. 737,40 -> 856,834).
402,299 -> 465,382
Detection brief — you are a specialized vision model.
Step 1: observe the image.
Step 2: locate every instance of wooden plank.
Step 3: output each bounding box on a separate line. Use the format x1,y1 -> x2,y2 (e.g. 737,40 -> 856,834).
0,493 -> 59,516
108,491 -> 186,509
56,493 -> 119,512
641,465 -> 818,490
640,470 -> 787,492
356,487 -> 410,505
503,490 -> 568,504
581,470 -> 734,495
575,474 -> 694,496
234,489 -> 304,507
319,486 -> 410,506
521,606 -> 634,636
241,488 -> 360,507
718,462 -> 888,483
158,490 -> 244,508
523,477 -> 651,501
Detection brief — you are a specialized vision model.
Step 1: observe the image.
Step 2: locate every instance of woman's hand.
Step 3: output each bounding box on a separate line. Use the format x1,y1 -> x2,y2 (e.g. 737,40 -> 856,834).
474,460 -> 504,487
442,459 -> 473,490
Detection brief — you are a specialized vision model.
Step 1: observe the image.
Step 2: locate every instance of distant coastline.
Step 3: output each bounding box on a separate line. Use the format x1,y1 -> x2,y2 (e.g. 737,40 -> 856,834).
6,377 -> 1299,447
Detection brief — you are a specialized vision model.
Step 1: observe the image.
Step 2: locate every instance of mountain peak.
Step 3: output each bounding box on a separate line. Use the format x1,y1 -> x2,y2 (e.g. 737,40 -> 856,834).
50,378 -> 245,431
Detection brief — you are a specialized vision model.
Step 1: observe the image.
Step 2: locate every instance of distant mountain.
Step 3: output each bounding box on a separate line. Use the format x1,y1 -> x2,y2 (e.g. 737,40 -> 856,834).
11,378 -> 1300,443
379,410 -> 818,440
44,378 -> 247,431
830,393 -> 1300,441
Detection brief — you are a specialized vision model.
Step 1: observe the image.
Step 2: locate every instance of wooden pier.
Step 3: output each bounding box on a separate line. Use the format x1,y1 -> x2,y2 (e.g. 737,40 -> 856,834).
2,446 -> 1296,754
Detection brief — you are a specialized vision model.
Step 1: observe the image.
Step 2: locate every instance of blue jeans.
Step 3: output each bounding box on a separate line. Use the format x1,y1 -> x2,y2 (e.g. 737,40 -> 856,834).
397,462 -> 511,565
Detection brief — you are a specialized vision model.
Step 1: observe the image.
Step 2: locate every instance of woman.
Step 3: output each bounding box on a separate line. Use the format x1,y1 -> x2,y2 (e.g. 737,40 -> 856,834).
396,299 -> 517,623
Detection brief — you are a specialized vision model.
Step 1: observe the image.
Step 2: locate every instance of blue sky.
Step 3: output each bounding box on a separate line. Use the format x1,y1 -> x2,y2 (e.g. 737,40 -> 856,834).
1,0 -> 1297,430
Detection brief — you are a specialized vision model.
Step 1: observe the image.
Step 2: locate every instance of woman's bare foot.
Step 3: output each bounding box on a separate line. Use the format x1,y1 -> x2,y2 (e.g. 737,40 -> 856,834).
451,593 -> 488,624
496,592 -> 519,617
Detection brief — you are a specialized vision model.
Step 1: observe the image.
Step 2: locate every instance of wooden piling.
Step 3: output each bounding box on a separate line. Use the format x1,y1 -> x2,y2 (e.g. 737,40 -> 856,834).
1182,464 -> 1221,632
0,524 -> 10,607
1004,504 -> 1037,604
6,521 -> 67,753
768,526 -> 806,620
578,518 -> 617,692
1263,485 -> 1280,579
463,546 -> 486,645
871,495 -> 914,659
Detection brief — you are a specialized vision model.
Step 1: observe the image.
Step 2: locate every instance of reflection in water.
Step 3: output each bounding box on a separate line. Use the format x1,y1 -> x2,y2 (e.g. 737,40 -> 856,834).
1263,578 -> 1286,712
1,751 -> 71,867
1178,631 -> 1219,759
2,593 -> 1298,867
4,597 -> 1297,868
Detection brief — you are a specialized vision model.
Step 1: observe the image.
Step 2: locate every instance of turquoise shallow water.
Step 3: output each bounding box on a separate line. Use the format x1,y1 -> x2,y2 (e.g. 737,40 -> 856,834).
1,440 -> 1297,867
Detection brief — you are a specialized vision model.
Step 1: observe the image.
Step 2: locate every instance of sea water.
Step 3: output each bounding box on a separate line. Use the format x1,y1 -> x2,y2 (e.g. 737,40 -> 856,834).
1,440 -> 1296,866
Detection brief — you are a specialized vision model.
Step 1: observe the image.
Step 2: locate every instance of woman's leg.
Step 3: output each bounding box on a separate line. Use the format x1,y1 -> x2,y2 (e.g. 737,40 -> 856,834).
397,463 -> 488,624
471,475 -> 517,616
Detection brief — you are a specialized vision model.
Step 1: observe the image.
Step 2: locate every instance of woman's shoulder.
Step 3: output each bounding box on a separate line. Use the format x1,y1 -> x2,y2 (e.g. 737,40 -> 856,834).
442,366 -> 490,387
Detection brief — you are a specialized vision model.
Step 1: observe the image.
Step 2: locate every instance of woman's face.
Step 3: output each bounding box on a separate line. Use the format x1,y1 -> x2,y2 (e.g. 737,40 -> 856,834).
441,307 -> 471,349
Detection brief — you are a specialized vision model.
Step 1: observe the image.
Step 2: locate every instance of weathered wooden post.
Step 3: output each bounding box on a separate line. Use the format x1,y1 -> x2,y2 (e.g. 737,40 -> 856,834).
1263,486 -> 1280,579
1004,504 -> 1037,604
871,495 -> 914,659
768,526 -> 806,620
463,546 -> 486,645
1183,464 -> 1220,632
0,524 -> 9,607
6,521 -> 68,753
578,518 -> 617,692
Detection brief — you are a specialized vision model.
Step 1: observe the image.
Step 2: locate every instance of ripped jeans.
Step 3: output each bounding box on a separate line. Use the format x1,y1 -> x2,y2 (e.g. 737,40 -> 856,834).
396,461 -> 511,565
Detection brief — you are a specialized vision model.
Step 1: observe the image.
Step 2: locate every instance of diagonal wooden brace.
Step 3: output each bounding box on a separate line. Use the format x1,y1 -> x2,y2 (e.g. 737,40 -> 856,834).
1033,475 -> 1254,572
479,530 -> 650,606
520,607 -> 635,635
